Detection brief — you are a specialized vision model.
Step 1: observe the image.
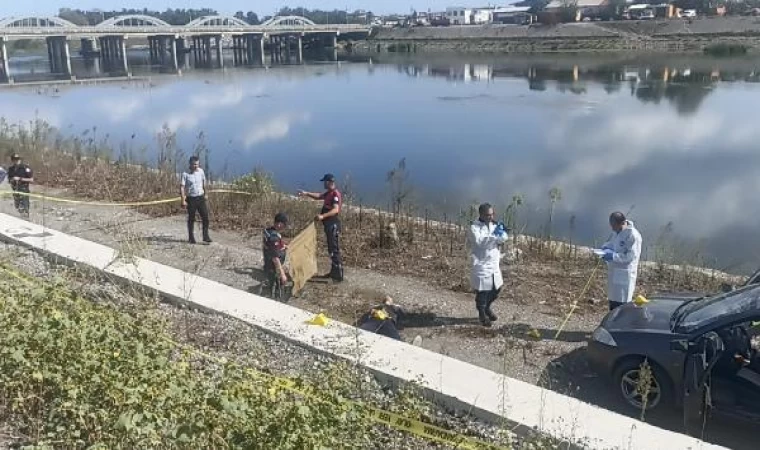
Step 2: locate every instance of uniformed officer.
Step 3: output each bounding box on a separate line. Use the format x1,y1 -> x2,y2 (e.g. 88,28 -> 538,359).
7,153 -> 33,217
180,156 -> 212,244
298,173 -> 344,282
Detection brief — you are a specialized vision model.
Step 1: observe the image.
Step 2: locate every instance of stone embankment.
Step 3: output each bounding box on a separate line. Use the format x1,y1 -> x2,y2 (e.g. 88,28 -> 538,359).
355,17 -> 760,53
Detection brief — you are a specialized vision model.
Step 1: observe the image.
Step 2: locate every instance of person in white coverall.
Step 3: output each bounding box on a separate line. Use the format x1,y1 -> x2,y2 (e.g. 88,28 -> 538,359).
468,203 -> 508,327
600,212 -> 642,311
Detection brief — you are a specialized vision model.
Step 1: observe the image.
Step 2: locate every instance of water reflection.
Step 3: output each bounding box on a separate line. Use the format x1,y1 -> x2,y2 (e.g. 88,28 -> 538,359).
3,54 -> 760,271
390,58 -> 734,116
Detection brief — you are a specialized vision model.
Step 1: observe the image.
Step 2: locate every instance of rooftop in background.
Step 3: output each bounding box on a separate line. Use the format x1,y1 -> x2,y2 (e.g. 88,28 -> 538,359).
494,6 -> 533,14
546,0 -> 609,8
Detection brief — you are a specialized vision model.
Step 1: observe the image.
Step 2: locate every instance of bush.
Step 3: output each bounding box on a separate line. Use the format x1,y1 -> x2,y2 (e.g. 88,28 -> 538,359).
0,277 -> 371,448
703,43 -> 748,57
231,167 -> 276,196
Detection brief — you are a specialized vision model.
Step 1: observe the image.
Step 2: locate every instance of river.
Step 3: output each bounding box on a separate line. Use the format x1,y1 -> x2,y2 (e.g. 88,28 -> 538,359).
2,51 -> 760,273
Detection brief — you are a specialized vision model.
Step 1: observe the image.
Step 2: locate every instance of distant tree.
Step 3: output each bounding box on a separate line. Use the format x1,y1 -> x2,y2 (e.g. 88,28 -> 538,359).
607,0 -> 627,18
517,0 -> 551,14
559,0 -> 579,21
58,8 -> 90,25
245,11 -> 260,25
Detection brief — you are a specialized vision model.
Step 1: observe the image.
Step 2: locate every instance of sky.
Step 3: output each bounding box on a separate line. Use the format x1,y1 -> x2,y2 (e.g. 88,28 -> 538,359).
2,1 -> 485,17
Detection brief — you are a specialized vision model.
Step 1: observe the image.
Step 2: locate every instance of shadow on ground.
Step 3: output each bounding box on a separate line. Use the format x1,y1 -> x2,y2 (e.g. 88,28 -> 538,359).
401,312 -> 589,343
540,347 -> 757,450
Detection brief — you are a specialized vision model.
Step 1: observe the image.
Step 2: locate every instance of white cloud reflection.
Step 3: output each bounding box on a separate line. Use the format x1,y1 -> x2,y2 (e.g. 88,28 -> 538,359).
243,113 -> 311,148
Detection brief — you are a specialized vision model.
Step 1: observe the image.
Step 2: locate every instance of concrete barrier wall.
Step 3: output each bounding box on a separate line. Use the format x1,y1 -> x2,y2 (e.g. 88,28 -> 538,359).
0,213 -> 727,450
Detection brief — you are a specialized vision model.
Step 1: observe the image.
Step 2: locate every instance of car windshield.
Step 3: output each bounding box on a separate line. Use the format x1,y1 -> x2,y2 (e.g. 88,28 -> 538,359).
674,285 -> 760,333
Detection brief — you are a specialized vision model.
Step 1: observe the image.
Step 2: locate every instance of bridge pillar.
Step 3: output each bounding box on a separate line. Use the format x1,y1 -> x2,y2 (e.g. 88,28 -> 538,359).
46,36 -> 72,78
199,36 -> 212,68
80,38 -> 98,57
297,34 -> 303,63
176,38 -> 188,69
148,37 -> 156,65
258,35 -> 265,66
215,35 -> 224,69
0,38 -> 10,83
169,37 -> 179,73
119,36 -> 130,77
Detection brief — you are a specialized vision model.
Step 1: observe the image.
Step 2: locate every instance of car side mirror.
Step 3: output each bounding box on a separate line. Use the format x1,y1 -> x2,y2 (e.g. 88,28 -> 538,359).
670,339 -> 689,352
720,283 -> 735,293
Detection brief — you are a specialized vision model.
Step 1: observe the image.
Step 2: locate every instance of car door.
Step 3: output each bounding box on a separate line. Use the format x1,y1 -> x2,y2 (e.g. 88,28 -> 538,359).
681,331 -> 724,436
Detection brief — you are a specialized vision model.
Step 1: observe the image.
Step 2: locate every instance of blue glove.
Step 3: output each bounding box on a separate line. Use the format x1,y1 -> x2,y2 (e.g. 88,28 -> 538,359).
493,222 -> 507,237
602,249 -> 614,262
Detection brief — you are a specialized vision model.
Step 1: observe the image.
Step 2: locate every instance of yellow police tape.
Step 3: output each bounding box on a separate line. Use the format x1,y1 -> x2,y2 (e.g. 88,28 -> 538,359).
554,259 -> 602,340
0,263 -> 507,450
0,189 -> 257,207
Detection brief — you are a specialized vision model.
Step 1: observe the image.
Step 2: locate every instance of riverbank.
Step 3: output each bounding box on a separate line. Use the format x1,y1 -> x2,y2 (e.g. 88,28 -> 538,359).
356,17 -> 760,54
0,240 -> 516,449
1,182 -> 756,448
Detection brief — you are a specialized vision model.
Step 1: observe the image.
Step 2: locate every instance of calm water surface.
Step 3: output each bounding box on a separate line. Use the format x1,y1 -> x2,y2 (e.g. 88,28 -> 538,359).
3,53 -> 760,272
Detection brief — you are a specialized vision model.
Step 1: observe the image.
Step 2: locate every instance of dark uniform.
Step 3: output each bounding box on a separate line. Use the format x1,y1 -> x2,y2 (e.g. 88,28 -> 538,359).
263,226 -> 287,285
321,188 -> 343,281
7,162 -> 33,215
358,303 -> 403,340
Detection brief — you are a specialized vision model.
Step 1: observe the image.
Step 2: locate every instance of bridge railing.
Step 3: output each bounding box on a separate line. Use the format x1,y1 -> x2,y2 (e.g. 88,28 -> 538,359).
0,23 -> 371,37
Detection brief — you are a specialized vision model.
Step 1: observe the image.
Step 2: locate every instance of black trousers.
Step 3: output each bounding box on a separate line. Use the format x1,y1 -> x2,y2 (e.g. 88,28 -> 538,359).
475,275 -> 501,314
12,184 -> 30,214
475,287 -> 501,313
186,195 -> 210,242
359,319 -> 401,340
324,221 -> 343,280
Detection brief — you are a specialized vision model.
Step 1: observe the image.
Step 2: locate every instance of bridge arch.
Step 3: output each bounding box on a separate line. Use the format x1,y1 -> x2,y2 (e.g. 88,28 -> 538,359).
0,16 -> 76,28
261,16 -> 316,27
187,15 -> 250,27
96,15 -> 171,28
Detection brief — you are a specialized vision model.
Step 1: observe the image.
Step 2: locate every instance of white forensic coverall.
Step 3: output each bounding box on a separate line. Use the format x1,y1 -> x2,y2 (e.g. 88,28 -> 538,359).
603,220 -> 642,305
468,220 -> 508,292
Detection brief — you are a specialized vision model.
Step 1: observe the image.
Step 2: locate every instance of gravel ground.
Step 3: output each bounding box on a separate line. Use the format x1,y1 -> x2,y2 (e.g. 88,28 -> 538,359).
0,186 -> 602,388
0,241 -> 520,450
0,186 -> 757,449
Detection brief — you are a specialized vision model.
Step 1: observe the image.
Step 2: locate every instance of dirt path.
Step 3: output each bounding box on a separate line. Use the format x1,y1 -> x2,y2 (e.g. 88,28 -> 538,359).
1,185 -> 755,449
0,185 -> 600,383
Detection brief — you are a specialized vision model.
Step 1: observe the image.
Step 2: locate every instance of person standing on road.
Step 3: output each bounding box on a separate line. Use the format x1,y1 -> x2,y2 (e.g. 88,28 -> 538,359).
468,203 -> 508,327
298,173 -> 343,282
600,212 -> 642,311
180,156 -> 212,245
7,153 -> 33,217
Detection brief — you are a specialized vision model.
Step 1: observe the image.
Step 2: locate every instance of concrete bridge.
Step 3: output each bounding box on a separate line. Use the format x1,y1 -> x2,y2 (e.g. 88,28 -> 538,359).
0,14 -> 371,82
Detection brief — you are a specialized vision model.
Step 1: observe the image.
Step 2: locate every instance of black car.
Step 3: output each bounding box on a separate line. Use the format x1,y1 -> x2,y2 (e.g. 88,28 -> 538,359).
587,274 -> 760,427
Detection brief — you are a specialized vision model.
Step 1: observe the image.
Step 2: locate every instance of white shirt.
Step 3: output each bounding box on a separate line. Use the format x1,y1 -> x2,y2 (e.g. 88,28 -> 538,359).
468,220 -> 508,292
181,168 -> 206,197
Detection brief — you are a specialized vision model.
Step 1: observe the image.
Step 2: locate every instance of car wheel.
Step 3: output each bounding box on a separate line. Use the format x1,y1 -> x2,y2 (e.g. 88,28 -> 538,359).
613,358 -> 673,413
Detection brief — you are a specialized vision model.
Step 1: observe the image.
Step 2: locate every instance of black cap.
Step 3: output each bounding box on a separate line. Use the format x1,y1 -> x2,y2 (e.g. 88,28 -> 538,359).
10,153 -> 20,160
274,212 -> 289,225
319,173 -> 336,182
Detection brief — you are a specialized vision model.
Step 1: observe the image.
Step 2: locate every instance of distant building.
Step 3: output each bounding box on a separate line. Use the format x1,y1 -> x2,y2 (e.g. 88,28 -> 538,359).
446,6 -> 493,25
492,6 -> 535,24
542,0 -> 609,22
627,3 -> 676,19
